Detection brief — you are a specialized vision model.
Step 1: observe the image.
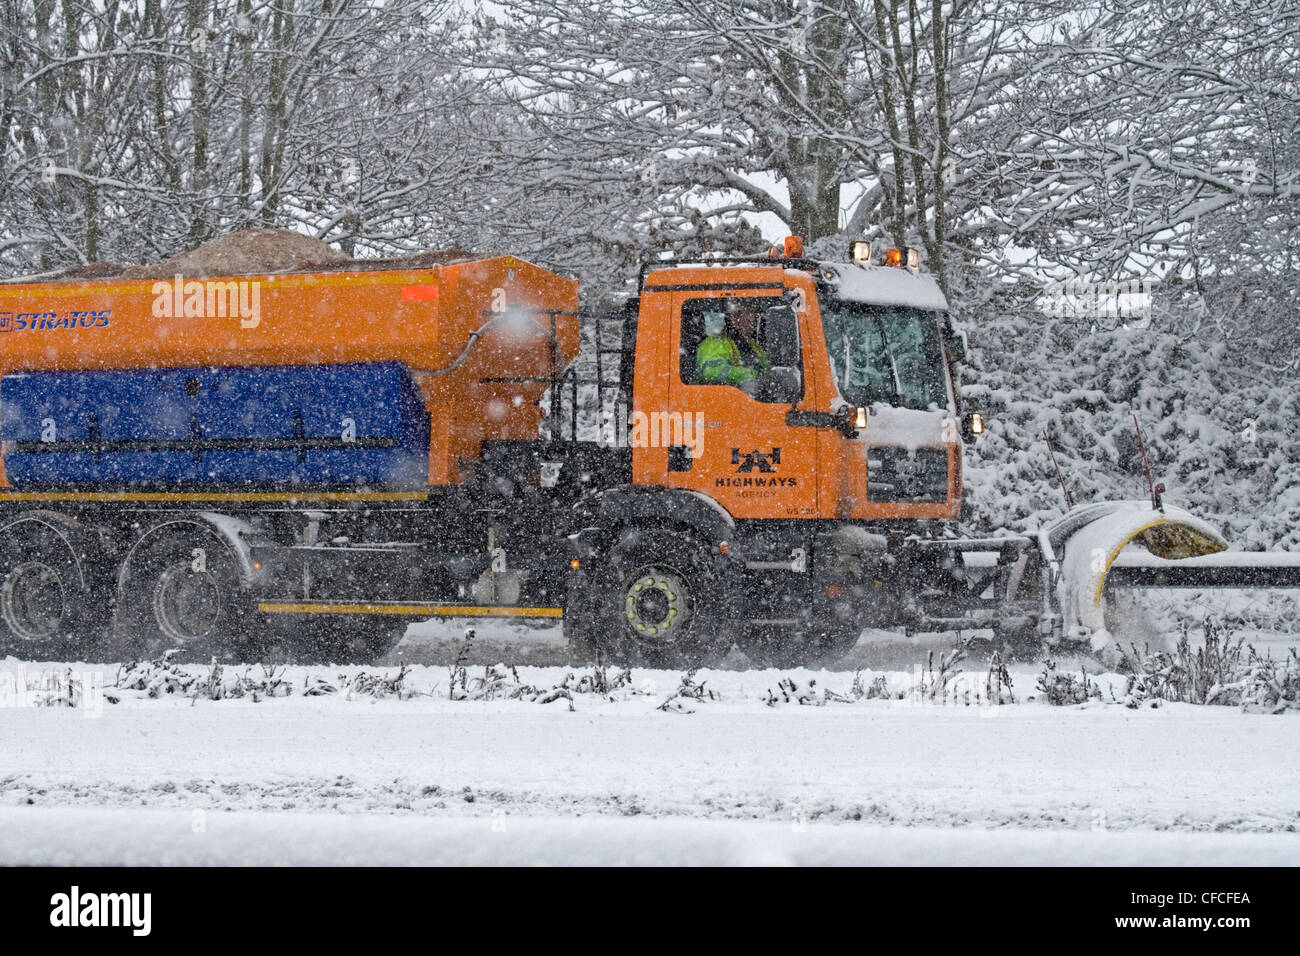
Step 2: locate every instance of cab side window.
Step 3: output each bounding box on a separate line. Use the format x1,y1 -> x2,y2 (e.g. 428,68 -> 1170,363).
680,297 -> 797,402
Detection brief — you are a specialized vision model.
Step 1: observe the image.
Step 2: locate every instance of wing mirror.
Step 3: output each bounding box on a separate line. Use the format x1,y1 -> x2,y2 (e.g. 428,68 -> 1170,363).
949,328 -> 968,362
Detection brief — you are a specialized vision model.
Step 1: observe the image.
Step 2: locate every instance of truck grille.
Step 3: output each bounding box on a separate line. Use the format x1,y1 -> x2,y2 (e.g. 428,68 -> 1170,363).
867,447 -> 948,503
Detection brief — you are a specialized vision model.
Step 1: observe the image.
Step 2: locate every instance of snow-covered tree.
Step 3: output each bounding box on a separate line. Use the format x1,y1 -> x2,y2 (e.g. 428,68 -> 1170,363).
0,0 -> 467,272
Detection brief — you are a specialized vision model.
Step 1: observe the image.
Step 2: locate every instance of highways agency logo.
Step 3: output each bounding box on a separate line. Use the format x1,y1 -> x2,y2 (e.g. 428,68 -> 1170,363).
732,447 -> 781,473
718,447 -> 796,488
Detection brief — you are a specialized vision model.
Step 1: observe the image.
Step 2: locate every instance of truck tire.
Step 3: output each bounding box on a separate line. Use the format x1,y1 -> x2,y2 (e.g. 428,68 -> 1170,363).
114,531 -> 264,663
589,527 -> 733,668
0,518 -> 96,661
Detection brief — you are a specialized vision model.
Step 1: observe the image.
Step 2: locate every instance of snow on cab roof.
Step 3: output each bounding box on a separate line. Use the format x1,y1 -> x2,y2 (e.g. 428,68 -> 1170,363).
815,262 -> 949,311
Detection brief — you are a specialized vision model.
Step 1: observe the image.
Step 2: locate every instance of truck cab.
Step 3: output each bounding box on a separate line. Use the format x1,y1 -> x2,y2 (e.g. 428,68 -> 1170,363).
630,240 -> 965,525
558,240 -> 978,668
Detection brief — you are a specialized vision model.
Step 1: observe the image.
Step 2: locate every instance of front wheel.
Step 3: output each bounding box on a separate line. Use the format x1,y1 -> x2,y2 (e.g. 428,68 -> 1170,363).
588,528 -> 734,668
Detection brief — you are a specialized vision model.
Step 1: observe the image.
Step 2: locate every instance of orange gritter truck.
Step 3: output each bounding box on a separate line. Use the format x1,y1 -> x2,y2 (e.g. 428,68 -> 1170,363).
1,238 -> 1295,665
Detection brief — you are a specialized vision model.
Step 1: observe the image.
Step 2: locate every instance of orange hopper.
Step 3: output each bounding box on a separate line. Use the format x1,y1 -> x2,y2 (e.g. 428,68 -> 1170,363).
0,256 -> 580,488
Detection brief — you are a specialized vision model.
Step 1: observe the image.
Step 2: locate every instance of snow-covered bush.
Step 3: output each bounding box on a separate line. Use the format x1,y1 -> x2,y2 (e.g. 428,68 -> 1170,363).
110,654 -> 411,702
763,677 -> 851,706
1035,661 -> 1103,705
17,667 -> 95,709
915,642 -> 970,703
113,653 -> 200,698
963,319 -> 1300,551
658,670 -> 717,713
1119,621 -> 1299,711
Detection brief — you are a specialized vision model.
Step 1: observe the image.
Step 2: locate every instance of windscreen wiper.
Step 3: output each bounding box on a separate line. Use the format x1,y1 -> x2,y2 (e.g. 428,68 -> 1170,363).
870,310 -> 903,407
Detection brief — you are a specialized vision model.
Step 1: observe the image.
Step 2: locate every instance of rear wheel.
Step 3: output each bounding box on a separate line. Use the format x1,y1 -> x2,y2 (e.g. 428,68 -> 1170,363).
115,531 -> 263,663
0,518 -> 97,660
589,528 -> 733,668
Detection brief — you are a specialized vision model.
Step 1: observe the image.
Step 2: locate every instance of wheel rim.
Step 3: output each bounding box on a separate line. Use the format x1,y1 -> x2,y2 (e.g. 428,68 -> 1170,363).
151,561 -> 222,644
622,566 -> 693,646
1,560 -> 67,642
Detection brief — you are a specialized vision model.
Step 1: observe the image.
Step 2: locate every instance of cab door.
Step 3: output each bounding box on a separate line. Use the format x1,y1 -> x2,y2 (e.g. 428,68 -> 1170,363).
664,292 -> 818,520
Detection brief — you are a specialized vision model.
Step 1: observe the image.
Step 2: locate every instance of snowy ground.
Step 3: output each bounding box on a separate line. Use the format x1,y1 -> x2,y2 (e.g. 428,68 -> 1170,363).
1,620 -> 1296,865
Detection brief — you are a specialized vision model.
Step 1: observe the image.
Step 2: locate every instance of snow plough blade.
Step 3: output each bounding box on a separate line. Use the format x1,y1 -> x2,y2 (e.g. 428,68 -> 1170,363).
1037,501 -> 1299,657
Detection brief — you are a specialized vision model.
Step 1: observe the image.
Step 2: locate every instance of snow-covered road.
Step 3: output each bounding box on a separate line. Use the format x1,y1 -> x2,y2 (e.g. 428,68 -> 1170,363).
1,638 -> 1296,865
6,807 -> 1296,866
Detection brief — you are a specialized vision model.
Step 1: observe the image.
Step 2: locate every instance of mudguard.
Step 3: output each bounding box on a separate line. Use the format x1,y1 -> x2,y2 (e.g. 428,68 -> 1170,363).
595,485 -> 736,549
115,511 -> 267,599
0,510 -> 100,593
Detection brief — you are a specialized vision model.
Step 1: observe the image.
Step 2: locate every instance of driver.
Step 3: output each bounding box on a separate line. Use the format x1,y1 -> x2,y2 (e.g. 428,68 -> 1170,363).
695,307 -> 770,387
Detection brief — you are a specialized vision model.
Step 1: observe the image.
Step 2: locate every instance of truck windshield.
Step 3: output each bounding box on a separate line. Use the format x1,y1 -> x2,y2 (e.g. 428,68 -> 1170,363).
819,300 -> 949,411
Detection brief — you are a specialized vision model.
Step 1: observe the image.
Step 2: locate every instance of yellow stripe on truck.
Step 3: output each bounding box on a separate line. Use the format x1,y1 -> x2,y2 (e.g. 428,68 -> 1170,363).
258,602 -> 564,619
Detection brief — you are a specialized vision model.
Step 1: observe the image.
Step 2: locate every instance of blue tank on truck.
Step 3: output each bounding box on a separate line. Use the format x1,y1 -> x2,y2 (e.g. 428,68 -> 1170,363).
0,362 -> 431,488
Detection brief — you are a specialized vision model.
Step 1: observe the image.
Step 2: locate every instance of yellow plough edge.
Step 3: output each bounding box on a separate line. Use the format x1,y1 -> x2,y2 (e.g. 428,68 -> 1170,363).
1092,517 -> 1225,609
